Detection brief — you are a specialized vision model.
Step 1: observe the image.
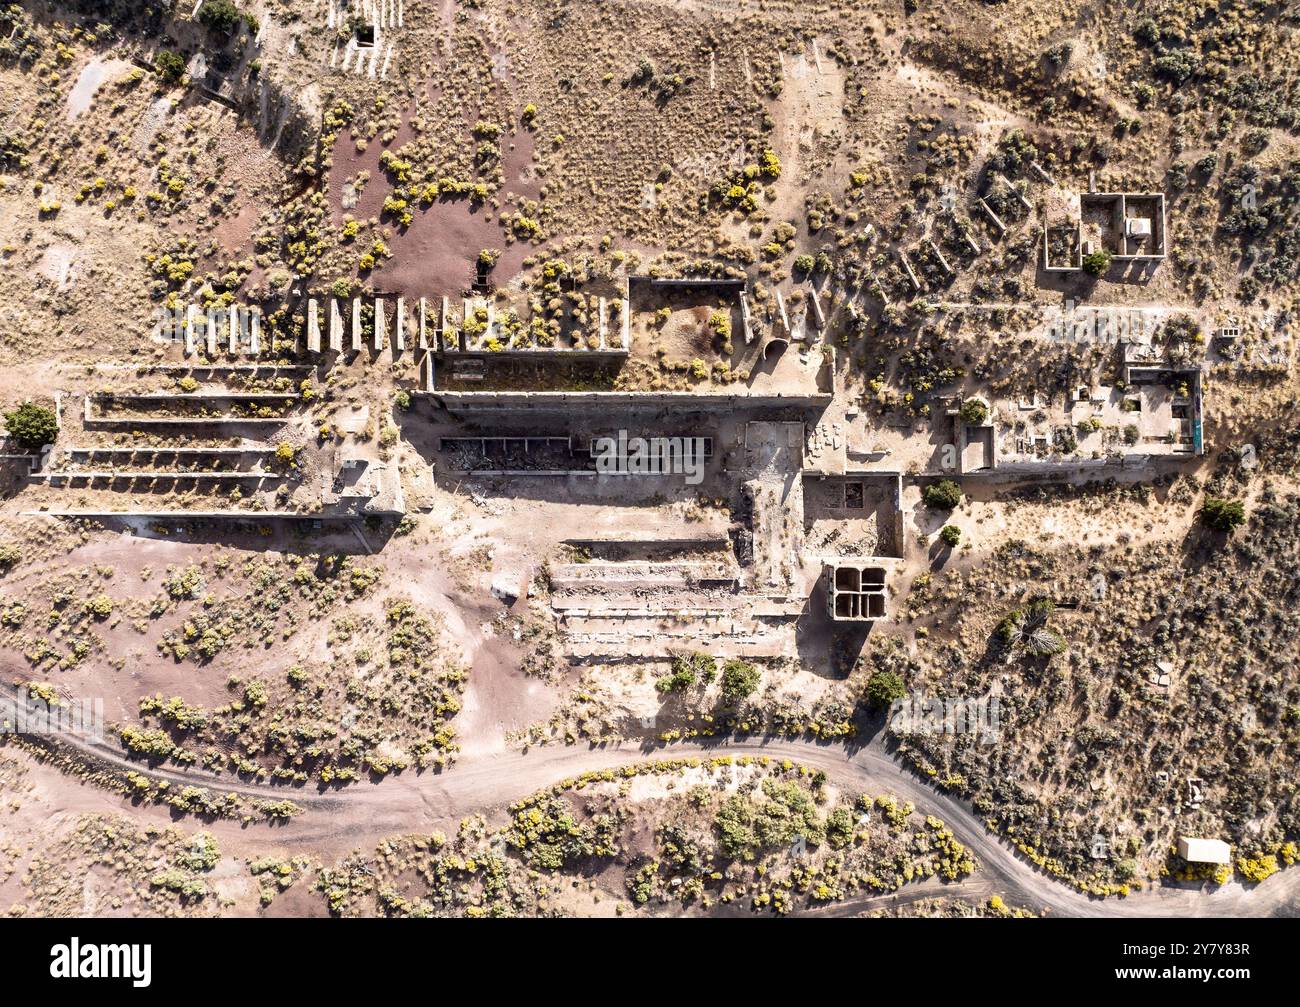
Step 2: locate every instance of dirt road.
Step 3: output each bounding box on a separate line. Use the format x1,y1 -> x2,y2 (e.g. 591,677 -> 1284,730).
13,697 -> 1299,917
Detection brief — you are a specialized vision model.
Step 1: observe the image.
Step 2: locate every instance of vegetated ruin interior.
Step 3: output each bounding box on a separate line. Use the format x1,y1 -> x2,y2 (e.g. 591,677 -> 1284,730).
0,0 -> 1297,920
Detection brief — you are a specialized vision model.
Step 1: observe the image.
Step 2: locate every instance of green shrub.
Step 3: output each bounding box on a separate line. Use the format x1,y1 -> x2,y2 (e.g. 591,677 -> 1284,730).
197,0 -> 243,34
3,402 -> 57,450
713,778 -> 822,860
1200,496 -> 1245,534
939,525 -> 961,547
720,659 -> 761,704
865,669 -> 906,710
958,398 -> 988,425
154,49 -> 185,83
921,479 -> 962,511
1082,249 -> 1111,276
707,310 -> 731,342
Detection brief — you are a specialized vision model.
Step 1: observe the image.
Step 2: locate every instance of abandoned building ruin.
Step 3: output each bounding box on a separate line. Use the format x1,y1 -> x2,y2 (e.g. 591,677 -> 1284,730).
950,339 -> 1203,475
1044,190 -> 1167,273
825,561 -> 887,621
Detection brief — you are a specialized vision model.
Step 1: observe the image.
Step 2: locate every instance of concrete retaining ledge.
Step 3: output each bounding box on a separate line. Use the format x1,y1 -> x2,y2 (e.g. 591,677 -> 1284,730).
91,393 -> 298,402
83,416 -> 289,428
556,604 -> 737,617
567,639 -> 788,660
424,390 -> 833,410
32,471 -> 276,482
83,394 -> 296,427
143,365 -> 313,374
443,468 -> 600,477
439,349 -> 631,359
26,510 -> 314,519
955,453 -> 1194,481
65,447 -> 269,457
562,531 -> 731,548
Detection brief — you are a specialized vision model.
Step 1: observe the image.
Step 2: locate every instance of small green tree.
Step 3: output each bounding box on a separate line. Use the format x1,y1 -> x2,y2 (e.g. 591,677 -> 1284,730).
958,398 -> 988,425
939,524 -> 961,547
197,0 -> 243,34
154,49 -> 186,83
1200,496 -> 1246,534
865,669 -> 906,710
921,478 -> 962,511
720,659 -> 761,704
1082,249 -> 1112,276
3,402 -> 57,450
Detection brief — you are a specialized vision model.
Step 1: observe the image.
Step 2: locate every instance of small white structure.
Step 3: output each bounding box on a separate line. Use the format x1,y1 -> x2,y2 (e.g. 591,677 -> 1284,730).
1126,217 -> 1153,238
1178,836 -> 1231,865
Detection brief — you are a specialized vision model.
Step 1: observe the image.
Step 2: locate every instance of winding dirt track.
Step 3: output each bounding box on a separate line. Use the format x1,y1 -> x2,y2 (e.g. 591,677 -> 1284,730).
20,699 -> 1300,917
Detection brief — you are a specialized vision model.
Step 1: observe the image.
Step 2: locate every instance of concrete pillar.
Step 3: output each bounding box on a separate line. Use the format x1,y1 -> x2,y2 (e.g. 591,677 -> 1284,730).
351,297 -> 362,352
329,298 -> 343,351
598,296 -> 608,349
374,296 -> 387,351
206,307 -> 218,355
927,239 -> 953,276
977,198 -> 1006,233
1000,174 -> 1032,212
418,297 -> 428,349
394,297 -> 407,351
307,299 -> 321,352
229,305 -> 242,353
249,309 -> 261,354
620,297 -> 630,350
1029,160 -> 1055,185
184,304 -> 197,356
898,252 -> 921,291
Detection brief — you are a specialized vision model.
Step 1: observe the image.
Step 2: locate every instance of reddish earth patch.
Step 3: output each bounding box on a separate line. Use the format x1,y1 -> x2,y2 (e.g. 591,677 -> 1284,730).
499,126 -> 542,203
374,200 -> 535,296
327,118 -> 544,295
214,204 -> 259,257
